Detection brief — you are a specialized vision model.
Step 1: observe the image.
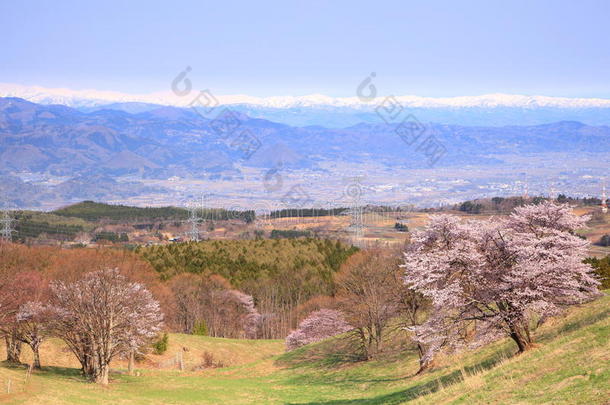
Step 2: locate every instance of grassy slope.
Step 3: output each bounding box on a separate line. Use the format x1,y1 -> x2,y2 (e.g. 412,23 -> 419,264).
0,294 -> 608,405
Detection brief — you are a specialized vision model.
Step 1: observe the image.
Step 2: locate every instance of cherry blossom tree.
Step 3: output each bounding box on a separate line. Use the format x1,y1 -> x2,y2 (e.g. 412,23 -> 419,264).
15,301 -> 56,369
285,309 -> 352,351
225,289 -> 261,339
403,201 -> 600,372
51,268 -> 163,385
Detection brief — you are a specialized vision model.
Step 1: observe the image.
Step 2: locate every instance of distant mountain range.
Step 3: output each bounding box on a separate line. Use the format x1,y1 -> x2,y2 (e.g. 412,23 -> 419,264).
1,96 -> 609,208
3,83 -> 610,127
2,96 -> 610,175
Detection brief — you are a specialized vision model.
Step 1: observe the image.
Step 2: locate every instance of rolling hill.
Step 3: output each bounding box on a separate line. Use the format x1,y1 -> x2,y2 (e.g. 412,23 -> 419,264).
1,291 -> 608,404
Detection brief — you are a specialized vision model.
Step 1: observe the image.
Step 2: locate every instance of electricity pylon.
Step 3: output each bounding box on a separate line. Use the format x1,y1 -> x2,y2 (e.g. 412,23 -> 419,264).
0,206 -> 16,242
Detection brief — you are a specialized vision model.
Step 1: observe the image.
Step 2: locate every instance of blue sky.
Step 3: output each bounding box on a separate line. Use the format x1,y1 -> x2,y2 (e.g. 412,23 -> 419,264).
2,0 -> 610,98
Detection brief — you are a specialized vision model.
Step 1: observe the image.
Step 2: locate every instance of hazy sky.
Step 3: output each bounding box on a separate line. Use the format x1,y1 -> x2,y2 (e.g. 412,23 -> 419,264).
2,0 -> 610,98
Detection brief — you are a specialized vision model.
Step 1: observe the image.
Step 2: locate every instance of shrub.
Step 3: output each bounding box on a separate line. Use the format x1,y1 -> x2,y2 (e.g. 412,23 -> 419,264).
394,222 -> 409,232
193,351 -> 226,370
270,229 -> 312,239
153,332 -> 169,355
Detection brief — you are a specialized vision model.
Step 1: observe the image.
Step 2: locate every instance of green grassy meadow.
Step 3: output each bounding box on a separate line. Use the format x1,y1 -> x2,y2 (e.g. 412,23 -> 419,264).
1,293 -> 608,404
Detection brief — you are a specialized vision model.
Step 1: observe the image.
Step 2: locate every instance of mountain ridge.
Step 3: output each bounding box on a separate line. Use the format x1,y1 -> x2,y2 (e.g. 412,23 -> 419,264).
2,96 -> 610,178
1,96 -> 609,208
4,82 -> 610,109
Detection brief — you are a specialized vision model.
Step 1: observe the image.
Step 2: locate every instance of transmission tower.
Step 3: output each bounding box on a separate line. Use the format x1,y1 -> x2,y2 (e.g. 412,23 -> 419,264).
184,195 -> 206,241
602,179 -> 608,214
344,177 -> 364,247
325,201 -> 332,218
547,181 -> 557,200
0,207 -> 16,242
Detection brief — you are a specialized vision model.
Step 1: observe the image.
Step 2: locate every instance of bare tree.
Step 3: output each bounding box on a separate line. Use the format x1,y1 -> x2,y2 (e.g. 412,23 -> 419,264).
169,273 -> 202,333
0,244 -> 21,363
170,274 -> 261,338
51,268 -> 163,385
0,270 -> 49,365
335,249 -> 401,360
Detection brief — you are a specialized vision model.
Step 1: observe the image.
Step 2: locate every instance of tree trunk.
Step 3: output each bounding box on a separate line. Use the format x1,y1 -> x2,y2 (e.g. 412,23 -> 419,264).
373,324 -> 383,355
355,328 -> 370,360
5,335 -> 22,364
82,353 -> 95,378
32,344 -> 41,369
509,321 -> 533,352
416,344 -> 434,374
127,350 -> 135,376
93,363 -> 110,385
417,357 -> 434,374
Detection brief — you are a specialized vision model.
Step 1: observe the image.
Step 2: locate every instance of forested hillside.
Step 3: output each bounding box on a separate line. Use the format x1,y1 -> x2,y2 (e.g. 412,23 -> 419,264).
136,239 -> 358,337
52,201 -> 189,222
137,238 -> 357,298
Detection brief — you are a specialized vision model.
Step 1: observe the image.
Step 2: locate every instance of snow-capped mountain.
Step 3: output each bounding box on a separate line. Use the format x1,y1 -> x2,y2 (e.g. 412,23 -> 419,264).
3,83 -> 610,127
3,82 -> 610,109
